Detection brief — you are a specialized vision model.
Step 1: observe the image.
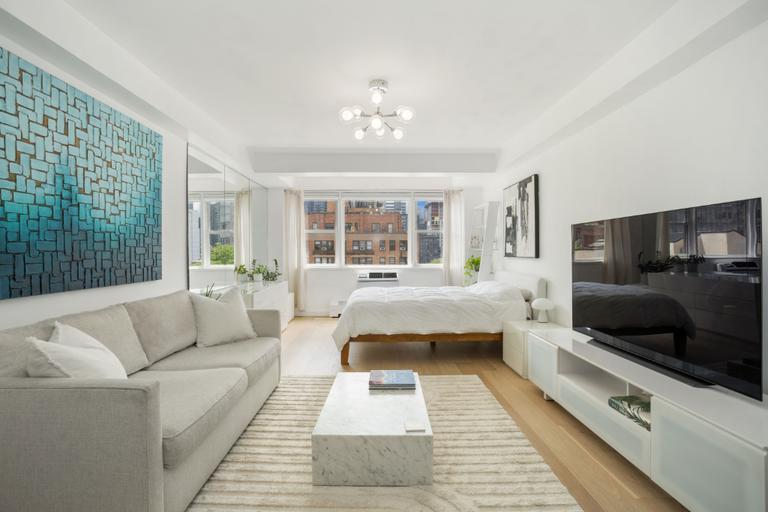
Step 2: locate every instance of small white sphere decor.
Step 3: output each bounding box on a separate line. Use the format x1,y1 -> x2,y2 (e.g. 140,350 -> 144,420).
531,298 -> 555,323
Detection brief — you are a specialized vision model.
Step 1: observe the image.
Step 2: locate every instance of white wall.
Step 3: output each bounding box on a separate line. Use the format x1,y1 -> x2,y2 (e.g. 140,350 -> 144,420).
0,39 -> 188,329
303,267 -> 444,316
482,17 -> 768,333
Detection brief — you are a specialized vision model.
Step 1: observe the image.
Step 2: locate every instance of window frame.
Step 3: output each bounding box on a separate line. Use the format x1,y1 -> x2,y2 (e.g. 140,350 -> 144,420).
303,191 -> 445,269
304,196 -> 339,267
572,221 -> 607,264
188,192 -> 236,269
414,194 -> 445,266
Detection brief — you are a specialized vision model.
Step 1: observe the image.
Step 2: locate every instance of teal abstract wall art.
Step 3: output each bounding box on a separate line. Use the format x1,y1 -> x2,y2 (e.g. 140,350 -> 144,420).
0,47 -> 162,300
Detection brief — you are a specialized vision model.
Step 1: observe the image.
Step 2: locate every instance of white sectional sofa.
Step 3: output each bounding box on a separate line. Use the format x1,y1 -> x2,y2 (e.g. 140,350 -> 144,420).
0,290 -> 281,512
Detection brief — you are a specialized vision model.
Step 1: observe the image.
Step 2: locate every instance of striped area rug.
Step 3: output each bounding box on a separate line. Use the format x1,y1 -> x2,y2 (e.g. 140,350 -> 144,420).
189,375 -> 581,512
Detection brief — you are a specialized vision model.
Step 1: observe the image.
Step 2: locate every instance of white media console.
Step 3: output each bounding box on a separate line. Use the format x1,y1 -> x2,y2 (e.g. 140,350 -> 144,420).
526,327 -> 768,512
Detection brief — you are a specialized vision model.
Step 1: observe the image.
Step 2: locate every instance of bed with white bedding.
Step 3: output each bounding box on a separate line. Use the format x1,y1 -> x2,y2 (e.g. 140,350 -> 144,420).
332,273 -> 543,364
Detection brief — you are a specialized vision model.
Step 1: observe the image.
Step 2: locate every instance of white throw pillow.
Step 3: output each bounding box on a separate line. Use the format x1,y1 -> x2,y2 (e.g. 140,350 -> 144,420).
26,322 -> 128,379
190,287 -> 256,347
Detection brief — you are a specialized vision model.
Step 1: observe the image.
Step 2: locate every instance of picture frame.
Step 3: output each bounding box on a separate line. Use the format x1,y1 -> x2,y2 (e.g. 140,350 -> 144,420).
503,174 -> 539,258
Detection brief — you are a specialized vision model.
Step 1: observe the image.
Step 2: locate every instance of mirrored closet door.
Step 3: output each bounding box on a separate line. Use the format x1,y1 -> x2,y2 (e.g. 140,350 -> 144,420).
186,145 -> 268,291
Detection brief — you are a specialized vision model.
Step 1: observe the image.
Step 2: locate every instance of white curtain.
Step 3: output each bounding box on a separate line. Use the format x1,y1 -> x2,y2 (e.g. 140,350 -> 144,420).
443,189 -> 465,286
284,189 -> 305,312
234,190 -> 251,267
603,217 -> 635,285
655,211 -> 669,258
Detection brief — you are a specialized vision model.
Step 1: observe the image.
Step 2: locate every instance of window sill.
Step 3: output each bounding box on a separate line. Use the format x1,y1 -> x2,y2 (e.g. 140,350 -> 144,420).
304,264 -> 443,271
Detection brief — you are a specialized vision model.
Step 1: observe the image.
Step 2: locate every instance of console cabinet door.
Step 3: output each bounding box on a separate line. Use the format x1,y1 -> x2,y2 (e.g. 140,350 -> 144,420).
527,333 -> 558,399
651,397 -> 767,512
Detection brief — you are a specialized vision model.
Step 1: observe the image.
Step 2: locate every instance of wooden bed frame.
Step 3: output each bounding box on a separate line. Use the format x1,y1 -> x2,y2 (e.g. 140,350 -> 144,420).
340,332 -> 503,365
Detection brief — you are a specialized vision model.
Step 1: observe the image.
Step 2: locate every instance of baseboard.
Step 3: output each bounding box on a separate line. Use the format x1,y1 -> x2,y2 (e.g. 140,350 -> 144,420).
295,310 -> 333,318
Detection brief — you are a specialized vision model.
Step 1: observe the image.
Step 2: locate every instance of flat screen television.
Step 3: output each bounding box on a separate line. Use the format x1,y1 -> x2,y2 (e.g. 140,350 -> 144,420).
572,198 -> 763,400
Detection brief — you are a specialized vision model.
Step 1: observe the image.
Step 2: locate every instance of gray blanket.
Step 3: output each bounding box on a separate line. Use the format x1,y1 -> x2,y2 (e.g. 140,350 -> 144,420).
573,281 -> 696,339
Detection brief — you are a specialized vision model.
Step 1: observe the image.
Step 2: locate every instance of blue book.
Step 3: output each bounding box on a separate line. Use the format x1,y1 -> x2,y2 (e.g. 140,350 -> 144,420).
369,370 -> 416,390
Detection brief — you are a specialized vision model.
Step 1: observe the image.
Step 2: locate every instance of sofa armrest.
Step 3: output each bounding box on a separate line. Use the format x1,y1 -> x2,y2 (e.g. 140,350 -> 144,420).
247,308 -> 282,340
0,378 -> 163,512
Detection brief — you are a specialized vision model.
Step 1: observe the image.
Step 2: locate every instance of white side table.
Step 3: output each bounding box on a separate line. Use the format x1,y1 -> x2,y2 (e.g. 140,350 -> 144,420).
503,320 -> 566,378
502,320 -> 540,378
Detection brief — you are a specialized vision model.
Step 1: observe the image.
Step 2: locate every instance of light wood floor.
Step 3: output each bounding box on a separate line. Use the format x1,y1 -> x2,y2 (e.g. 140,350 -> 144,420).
281,317 -> 687,512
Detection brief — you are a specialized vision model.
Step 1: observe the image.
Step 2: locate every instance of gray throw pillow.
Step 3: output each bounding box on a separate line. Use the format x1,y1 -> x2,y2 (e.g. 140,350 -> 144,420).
190,287 -> 256,347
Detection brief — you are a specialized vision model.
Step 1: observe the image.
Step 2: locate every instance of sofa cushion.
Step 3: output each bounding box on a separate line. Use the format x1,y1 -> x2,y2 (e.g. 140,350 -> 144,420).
57,305 -> 149,374
130,368 -> 248,468
0,325 -> 51,377
0,305 -> 148,375
26,322 -> 128,379
147,337 -> 280,385
190,287 -> 255,347
124,290 -> 197,364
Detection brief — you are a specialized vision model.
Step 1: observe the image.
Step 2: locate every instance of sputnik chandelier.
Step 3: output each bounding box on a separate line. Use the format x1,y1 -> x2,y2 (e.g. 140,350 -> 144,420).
339,79 -> 414,141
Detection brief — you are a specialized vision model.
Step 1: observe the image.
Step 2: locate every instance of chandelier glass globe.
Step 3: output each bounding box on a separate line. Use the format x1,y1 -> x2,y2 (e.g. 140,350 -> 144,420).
339,79 -> 412,141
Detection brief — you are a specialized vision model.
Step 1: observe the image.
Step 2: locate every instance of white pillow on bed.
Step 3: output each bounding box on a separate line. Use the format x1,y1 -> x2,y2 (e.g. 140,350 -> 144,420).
468,280 -> 527,302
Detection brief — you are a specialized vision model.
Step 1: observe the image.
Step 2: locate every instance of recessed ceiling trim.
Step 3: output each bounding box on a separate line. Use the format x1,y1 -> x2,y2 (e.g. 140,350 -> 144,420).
248,150 -> 499,174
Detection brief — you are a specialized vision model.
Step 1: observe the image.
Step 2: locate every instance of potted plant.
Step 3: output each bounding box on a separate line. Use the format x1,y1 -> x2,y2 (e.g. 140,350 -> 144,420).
464,255 -> 481,285
234,264 -> 249,283
249,259 -> 282,284
202,283 -> 221,300
682,254 -> 705,273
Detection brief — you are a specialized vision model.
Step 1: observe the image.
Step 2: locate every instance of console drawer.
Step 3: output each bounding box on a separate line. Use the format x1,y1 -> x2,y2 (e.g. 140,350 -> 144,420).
651,397 -> 767,512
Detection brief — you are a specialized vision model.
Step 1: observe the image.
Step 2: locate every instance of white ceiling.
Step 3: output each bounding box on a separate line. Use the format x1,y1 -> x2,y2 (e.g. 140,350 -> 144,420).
64,0 -> 673,154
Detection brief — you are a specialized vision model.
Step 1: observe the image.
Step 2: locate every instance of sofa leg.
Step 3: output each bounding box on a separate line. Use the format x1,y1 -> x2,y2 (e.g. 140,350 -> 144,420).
341,343 -> 350,366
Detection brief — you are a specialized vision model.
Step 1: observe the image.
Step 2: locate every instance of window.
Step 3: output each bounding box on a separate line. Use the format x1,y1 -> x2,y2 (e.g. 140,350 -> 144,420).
672,200 -> 762,258
187,194 -> 235,267
305,199 -> 336,264
572,222 -> 605,262
302,192 -> 444,267
416,199 -> 443,264
207,198 -> 234,265
344,199 -> 408,265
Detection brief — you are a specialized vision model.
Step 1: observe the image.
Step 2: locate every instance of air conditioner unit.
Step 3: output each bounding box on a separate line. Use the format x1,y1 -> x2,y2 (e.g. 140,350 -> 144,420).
356,271 -> 399,288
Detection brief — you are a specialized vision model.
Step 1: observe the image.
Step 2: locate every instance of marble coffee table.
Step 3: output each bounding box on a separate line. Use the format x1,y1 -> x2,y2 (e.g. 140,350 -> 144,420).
311,372 -> 433,486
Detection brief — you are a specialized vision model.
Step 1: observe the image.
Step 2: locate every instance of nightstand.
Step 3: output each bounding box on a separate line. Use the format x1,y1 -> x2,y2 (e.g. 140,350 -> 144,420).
503,319 -> 565,378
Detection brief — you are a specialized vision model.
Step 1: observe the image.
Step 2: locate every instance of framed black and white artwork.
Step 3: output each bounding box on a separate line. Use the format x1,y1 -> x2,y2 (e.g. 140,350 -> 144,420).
503,174 -> 539,258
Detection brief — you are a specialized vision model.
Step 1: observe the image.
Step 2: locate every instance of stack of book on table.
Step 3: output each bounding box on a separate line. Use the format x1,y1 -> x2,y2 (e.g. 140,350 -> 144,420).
369,369 -> 416,390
